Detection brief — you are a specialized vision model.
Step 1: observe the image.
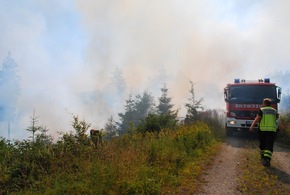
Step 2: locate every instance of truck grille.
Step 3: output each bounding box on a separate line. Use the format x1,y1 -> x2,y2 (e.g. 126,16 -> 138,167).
234,110 -> 258,119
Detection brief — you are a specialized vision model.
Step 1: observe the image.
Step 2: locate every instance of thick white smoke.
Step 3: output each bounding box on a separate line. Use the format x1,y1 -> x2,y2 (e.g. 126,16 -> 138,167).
1,0 -> 290,140
75,0 -> 290,105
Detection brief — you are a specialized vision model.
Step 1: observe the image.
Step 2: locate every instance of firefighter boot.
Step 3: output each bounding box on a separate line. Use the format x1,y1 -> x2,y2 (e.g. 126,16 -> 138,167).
262,158 -> 270,167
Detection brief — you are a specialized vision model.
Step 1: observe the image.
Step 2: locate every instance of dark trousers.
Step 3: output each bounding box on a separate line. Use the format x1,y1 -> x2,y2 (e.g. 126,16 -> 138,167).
258,130 -> 277,161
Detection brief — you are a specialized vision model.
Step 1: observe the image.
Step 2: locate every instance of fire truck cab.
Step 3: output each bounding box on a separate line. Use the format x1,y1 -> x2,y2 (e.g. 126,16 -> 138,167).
224,78 -> 281,136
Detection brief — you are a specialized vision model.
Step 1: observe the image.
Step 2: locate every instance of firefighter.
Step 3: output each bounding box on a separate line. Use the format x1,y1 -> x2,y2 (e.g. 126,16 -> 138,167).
249,98 -> 279,167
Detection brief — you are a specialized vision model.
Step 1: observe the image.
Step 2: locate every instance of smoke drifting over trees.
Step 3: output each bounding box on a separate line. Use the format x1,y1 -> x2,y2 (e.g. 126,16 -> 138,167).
0,53 -> 20,139
1,1 -> 290,139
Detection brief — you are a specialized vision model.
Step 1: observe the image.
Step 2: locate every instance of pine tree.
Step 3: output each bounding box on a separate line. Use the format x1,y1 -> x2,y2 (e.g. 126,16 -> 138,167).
26,109 -> 44,142
71,114 -> 91,144
117,94 -> 136,135
104,115 -> 118,139
34,126 -> 53,145
0,52 -> 20,114
111,68 -> 126,96
149,83 -> 179,131
0,53 -> 20,139
117,91 -> 156,135
157,83 -> 174,115
135,91 -> 155,121
106,68 -> 127,111
184,81 -> 204,124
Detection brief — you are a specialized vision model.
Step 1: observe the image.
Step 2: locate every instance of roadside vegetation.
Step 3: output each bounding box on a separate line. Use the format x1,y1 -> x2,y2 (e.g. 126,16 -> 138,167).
1,105 -> 289,194
238,145 -> 289,194
277,112 -> 290,148
0,79 -> 227,194
0,118 -> 222,194
1,68 -> 289,194
237,110 -> 290,194
277,91 -> 290,147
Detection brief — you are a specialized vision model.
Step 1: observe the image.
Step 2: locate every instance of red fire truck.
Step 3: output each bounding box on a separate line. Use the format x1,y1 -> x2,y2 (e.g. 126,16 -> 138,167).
224,78 -> 282,136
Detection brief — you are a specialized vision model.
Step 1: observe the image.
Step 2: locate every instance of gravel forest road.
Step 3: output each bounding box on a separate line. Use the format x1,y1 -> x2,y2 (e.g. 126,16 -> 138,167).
197,135 -> 290,195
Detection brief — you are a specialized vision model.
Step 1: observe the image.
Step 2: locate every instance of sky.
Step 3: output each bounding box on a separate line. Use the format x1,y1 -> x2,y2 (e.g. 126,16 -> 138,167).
1,0 -> 290,140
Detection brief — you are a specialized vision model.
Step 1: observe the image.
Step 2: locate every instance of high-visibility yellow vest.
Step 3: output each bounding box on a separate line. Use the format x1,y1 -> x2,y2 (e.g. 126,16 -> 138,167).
259,106 -> 277,132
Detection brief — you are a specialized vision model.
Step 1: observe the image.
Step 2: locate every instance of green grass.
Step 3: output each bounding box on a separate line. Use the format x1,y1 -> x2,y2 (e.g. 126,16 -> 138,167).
6,121 -> 289,194
277,114 -> 290,148
0,122 -> 221,194
237,144 -> 290,194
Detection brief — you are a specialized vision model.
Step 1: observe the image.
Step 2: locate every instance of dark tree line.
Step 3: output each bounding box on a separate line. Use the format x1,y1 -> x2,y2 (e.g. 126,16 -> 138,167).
104,81 -> 204,139
0,53 -> 205,141
117,91 -> 156,135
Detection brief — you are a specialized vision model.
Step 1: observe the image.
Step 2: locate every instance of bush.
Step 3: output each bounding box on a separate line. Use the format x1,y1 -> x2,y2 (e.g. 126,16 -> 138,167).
0,121 -> 217,194
277,114 -> 290,147
137,113 -> 178,134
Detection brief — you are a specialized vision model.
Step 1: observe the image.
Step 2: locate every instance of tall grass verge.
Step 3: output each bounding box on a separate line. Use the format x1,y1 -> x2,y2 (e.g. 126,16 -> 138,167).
277,114 -> 290,148
237,146 -> 289,194
0,122 -> 219,194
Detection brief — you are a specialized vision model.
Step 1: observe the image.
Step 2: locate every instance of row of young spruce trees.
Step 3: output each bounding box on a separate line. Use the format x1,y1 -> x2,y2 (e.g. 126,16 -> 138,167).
109,81 -> 203,138
27,81 -> 204,142
0,53 -> 204,142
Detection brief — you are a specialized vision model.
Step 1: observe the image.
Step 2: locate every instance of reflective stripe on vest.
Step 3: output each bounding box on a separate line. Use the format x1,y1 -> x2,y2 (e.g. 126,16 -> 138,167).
259,107 -> 277,132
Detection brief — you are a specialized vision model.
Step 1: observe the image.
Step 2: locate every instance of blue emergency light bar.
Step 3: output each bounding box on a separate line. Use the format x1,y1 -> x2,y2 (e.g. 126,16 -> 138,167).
234,78 -> 270,83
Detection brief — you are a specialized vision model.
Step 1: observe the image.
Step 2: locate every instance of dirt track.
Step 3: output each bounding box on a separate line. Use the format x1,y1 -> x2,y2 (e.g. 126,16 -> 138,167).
197,135 -> 290,194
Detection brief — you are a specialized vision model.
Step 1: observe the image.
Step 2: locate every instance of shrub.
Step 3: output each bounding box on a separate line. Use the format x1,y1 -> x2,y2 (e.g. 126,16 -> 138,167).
1,121 -> 217,194
137,113 -> 178,134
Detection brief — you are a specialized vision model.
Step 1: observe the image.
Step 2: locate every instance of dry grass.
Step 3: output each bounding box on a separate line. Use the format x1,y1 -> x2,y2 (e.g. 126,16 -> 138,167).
1,122 -> 221,194
237,145 -> 289,194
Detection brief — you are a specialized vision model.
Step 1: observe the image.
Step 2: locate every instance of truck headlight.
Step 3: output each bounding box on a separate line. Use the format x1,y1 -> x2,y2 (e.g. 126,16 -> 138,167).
229,120 -> 236,125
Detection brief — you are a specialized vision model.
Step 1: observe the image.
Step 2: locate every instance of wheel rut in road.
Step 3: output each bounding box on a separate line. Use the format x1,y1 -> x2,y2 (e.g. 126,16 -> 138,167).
198,137 -> 245,195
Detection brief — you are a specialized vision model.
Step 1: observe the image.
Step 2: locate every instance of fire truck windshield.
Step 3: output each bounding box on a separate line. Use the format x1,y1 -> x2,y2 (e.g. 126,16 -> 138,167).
229,85 -> 277,103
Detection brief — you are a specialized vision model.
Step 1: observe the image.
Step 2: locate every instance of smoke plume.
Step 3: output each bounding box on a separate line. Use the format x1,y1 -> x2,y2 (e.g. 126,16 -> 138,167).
1,0 -> 290,139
